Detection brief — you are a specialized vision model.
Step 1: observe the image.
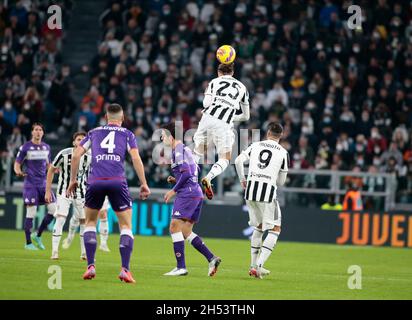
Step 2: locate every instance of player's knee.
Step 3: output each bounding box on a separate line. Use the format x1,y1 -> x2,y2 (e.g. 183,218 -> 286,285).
272,225 -> 281,233
99,210 -> 108,219
46,203 -> 56,214
257,223 -> 263,229
26,206 -> 37,218
169,220 -> 181,234
79,218 -> 85,224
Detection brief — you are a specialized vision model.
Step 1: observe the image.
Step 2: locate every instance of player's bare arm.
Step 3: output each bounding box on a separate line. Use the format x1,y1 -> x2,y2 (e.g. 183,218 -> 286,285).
45,165 -> 56,203
66,146 -> 86,197
129,147 -> 151,200
235,151 -> 250,190
13,161 -> 26,177
167,176 -> 176,184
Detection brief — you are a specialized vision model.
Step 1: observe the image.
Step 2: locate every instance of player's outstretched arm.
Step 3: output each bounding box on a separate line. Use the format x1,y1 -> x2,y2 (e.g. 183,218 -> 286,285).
235,153 -> 248,190
45,165 -> 56,203
66,146 -> 86,197
129,148 -> 151,199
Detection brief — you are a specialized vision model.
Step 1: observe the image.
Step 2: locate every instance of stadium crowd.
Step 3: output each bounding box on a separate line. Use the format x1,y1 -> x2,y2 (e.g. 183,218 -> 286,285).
0,0 -> 75,186
1,0 -> 412,206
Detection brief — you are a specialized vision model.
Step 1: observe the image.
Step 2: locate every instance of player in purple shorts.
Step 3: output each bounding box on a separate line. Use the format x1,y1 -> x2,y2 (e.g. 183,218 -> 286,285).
161,123 -> 221,277
67,103 -> 150,284
13,123 -> 57,250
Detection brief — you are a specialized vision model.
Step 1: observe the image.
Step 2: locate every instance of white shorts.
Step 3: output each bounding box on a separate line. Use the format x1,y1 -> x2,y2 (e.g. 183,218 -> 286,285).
193,113 -> 235,155
55,196 -> 86,220
245,200 -> 281,231
101,197 -> 109,211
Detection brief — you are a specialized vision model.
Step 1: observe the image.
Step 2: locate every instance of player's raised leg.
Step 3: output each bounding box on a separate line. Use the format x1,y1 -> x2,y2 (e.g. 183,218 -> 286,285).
32,201 -> 56,250
202,150 -> 231,200
183,219 -> 221,277
164,218 -> 188,276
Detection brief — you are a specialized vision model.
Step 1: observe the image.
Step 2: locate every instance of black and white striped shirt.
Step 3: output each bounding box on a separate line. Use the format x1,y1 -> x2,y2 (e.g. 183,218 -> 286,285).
203,75 -> 249,124
52,148 -> 91,199
242,140 -> 289,203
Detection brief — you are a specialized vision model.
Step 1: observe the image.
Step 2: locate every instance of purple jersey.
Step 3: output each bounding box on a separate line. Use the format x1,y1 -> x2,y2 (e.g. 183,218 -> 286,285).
80,124 -> 137,181
171,143 -> 203,198
15,141 -> 51,187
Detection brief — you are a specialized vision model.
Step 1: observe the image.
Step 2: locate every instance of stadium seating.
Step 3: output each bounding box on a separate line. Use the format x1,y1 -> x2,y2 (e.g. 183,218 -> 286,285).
1,0 -> 411,204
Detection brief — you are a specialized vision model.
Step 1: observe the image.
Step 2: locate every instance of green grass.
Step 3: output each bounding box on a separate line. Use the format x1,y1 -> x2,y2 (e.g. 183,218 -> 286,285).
0,229 -> 411,300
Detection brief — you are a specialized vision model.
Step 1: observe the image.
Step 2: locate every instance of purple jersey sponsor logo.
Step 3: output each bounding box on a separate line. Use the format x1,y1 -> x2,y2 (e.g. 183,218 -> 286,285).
16,141 -> 51,187
80,124 -> 137,180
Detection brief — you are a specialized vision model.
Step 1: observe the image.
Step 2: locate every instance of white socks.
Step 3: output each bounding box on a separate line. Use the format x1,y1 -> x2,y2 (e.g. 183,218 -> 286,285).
257,231 -> 280,269
52,216 -> 66,253
68,215 -> 79,241
79,224 -> 85,255
99,219 -> 109,245
250,228 -> 263,267
205,159 -> 229,181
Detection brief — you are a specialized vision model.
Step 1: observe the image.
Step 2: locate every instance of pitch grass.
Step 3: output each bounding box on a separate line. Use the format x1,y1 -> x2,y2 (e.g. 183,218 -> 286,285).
0,229 -> 411,300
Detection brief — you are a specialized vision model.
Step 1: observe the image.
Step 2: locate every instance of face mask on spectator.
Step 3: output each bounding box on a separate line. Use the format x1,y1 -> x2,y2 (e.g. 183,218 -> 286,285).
373,158 -> 381,166
5,102 -> 12,110
334,45 -> 341,53
374,146 -> 380,154
316,42 -> 323,50
307,102 -> 316,109
356,144 -> 364,152
352,45 -> 360,53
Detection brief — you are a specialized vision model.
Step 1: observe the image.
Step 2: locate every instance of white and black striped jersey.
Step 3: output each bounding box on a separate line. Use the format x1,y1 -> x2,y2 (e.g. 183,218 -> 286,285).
242,140 -> 289,203
203,75 -> 249,124
51,148 -> 91,199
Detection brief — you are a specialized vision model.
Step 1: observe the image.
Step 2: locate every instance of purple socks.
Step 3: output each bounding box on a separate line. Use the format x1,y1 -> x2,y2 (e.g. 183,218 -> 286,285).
37,213 -> 54,237
171,232 -> 186,269
83,228 -> 97,267
24,218 -> 33,244
119,230 -> 134,271
189,234 -> 214,262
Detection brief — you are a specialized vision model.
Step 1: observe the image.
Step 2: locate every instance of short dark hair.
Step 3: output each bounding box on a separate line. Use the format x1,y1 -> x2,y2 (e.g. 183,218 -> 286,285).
73,131 -> 87,141
161,122 -> 177,139
218,63 -> 234,75
267,122 -> 283,137
107,103 -> 123,114
31,122 -> 44,132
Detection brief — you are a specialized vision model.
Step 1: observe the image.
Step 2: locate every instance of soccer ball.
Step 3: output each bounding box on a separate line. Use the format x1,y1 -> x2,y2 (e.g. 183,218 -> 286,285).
216,45 -> 236,64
